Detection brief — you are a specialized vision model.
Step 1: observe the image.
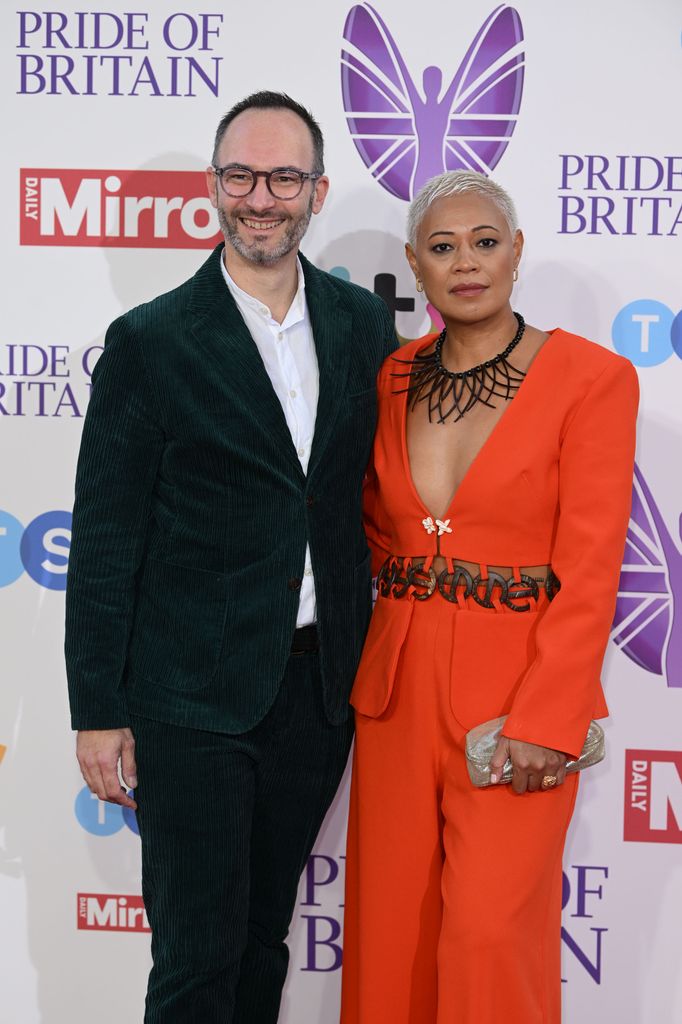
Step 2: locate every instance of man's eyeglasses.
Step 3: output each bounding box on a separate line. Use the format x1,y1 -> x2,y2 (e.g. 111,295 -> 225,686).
212,164 -> 322,200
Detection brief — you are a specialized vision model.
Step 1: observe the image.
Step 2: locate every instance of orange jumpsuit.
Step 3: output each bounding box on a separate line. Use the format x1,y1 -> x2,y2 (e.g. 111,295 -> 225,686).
340,329 -> 639,1024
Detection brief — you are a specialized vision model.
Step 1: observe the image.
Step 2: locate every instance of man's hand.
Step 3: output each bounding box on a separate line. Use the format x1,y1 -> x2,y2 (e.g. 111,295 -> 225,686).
489,736 -> 567,795
76,728 -> 138,809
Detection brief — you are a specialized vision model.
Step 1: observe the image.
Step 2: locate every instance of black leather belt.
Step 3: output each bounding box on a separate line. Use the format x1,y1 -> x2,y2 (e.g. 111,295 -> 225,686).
291,623 -> 319,655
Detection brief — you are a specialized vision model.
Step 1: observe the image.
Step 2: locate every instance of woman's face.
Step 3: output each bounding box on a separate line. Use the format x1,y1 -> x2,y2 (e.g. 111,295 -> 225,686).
406,191 -> 523,326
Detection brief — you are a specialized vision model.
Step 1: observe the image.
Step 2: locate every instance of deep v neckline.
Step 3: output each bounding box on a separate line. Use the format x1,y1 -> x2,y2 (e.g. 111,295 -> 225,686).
400,330 -> 557,521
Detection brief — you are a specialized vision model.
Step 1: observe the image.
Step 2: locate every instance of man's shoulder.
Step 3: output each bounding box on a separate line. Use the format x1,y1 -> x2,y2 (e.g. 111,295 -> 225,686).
300,255 -> 389,317
119,245 -> 222,332
121,278 -> 190,331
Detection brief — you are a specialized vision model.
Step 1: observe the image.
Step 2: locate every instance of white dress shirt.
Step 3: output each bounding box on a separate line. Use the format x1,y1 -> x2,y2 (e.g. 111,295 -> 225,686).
220,256 -> 318,626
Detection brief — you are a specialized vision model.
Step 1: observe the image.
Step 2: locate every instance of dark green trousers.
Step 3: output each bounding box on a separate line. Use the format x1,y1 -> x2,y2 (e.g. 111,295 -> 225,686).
131,648 -> 353,1023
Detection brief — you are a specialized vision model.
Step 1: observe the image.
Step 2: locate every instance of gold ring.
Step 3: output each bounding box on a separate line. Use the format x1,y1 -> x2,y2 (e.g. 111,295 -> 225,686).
542,775 -> 558,788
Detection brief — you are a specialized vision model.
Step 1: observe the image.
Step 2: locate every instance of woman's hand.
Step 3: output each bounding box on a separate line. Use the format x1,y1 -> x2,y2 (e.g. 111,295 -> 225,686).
489,736 -> 568,794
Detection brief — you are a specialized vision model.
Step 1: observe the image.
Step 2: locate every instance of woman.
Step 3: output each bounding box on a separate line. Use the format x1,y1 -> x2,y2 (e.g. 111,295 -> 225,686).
340,171 -> 638,1023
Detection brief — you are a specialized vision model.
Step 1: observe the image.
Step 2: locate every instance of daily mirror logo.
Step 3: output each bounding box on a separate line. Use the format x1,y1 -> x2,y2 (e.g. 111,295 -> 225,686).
20,169 -> 221,248
624,750 -> 682,844
77,893 -> 149,932
341,3 -> 524,200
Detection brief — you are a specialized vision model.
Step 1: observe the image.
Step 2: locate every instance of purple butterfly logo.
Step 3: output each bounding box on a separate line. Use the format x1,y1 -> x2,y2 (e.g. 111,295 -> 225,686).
612,464 -> 682,687
341,3 -> 525,201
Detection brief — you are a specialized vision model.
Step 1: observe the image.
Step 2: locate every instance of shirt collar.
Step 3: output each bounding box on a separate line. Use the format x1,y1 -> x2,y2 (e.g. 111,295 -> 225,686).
220,251 -> 307,328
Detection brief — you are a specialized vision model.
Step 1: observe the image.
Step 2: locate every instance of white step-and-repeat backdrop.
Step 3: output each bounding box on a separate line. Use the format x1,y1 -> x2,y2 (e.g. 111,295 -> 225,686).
1,1 -> 681,1020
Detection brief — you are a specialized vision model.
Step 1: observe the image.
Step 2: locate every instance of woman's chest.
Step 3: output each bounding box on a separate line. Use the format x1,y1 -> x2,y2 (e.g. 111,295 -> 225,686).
374,384 -> 564,553
405,399 -> 511,521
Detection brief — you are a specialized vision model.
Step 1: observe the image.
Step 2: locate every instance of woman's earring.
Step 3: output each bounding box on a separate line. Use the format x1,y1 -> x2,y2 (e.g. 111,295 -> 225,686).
416,279 -> 424,293
513,267 -> 519,283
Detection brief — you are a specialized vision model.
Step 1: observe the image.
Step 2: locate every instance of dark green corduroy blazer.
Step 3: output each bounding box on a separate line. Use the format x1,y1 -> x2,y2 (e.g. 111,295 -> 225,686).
65,244 -> 397,734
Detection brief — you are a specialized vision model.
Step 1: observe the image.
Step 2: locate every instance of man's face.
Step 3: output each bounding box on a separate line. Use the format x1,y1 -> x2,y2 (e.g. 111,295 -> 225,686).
207,108 -> 329,266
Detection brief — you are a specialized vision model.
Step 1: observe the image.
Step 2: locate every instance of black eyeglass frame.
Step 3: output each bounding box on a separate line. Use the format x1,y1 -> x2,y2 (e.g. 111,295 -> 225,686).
212,163 -> 322,200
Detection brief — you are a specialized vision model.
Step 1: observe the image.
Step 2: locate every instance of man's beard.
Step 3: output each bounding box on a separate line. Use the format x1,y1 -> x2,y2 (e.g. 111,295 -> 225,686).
217,193 -> 314,265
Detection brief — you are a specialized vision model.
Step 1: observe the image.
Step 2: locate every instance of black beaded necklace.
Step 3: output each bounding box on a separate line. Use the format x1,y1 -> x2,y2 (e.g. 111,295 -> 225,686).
393,312 -> 526,423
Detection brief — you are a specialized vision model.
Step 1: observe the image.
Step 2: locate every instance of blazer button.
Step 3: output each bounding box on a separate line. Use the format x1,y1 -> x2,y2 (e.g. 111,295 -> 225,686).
306,496 -> 315,508
288,577 -> 302,591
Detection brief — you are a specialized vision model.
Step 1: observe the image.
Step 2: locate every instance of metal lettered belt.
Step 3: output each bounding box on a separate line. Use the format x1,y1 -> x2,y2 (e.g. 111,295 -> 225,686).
377,556 -> 561,612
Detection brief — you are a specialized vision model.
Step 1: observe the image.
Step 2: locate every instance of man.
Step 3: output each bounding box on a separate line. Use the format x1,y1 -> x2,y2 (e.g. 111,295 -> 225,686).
66,91 -> 396,1023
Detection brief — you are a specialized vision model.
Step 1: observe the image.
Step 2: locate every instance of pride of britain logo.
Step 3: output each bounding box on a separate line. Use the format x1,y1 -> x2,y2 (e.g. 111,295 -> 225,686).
341,4 -> 525,200
611,465 -> 681,688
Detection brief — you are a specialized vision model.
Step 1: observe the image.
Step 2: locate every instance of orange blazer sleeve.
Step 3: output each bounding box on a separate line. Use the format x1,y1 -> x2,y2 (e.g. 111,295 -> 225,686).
502,356 -> 639,759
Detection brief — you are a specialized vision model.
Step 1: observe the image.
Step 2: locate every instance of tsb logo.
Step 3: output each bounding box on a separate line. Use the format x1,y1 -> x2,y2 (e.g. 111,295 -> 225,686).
20,169 -> 221,249
612,300 -> 682,367
74,784 -> 139,836
624,749 -> 682,843
0,509 -> 71,590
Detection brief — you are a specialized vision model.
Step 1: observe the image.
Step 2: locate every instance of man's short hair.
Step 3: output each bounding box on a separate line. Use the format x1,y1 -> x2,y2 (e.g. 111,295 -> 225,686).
212,91 -> 325,174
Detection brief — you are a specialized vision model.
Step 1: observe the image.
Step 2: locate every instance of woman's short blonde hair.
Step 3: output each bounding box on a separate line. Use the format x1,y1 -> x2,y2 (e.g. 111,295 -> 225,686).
407,171 -> 519,247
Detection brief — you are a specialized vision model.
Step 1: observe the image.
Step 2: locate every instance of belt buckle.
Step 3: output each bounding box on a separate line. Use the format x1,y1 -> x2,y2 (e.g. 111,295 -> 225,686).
407,564 -> 436,600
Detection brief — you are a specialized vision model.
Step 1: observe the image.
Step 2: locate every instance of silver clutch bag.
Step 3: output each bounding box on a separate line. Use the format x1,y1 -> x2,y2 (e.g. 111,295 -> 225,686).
465,715 -> 605,787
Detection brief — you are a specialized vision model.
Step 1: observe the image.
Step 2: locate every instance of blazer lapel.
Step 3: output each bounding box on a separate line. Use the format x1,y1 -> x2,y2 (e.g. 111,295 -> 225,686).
188,245 -> 304,478
302,255 -> 352,480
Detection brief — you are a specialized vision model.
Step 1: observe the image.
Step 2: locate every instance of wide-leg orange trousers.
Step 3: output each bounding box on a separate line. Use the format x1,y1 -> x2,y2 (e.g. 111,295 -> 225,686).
340,597 -> 578,1024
